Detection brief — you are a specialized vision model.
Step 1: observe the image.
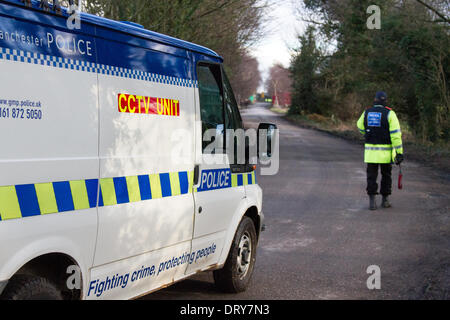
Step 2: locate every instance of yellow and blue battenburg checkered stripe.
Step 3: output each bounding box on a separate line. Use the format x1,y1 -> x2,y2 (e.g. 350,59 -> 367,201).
232,171 -> 257,188
0,171 -> 256,222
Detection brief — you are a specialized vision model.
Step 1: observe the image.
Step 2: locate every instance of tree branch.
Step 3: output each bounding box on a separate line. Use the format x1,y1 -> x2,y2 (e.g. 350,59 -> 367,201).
415,0 -> 450,24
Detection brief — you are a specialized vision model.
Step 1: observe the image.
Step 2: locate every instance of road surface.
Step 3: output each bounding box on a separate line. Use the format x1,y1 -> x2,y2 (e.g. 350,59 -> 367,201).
145,103 -> 450,300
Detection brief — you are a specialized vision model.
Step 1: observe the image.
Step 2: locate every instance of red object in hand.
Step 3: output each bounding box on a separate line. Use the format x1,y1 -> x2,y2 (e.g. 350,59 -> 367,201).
398,165 -> 403,190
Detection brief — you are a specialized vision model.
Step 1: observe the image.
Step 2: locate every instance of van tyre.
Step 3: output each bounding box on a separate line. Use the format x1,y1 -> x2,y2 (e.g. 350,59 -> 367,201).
213,217 -> 257,293
1,275 -> 63,300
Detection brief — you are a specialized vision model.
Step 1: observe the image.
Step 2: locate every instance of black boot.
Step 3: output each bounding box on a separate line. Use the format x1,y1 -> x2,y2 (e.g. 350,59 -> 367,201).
369,195 -> 377,211
382,196 -> 391,208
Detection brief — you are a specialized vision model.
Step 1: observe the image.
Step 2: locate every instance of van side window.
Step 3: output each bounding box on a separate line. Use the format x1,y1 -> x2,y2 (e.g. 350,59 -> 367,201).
223,71 -> 246,166
197,64 -> 225,153
223,72 -> 243,130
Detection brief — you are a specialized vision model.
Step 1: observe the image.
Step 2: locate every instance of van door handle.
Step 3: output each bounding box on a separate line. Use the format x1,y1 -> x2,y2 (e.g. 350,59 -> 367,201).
193,165 -> 200,185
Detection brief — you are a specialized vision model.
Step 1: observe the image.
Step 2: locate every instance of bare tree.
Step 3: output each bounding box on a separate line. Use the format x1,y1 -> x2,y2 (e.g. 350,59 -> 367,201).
266,63 -> 292,107
415,0 -> 450,23
231,51 -> 262,106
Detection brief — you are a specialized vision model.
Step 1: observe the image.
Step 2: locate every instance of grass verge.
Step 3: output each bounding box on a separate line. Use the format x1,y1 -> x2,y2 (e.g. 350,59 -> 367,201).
270,106 -> 289,114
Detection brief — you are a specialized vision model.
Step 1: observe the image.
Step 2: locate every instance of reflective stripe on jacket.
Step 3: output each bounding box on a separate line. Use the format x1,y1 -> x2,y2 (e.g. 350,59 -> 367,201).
357,106 -> 403,164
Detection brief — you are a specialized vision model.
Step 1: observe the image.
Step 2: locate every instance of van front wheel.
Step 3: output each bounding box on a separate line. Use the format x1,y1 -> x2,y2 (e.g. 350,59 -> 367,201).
213,217 -> 257,293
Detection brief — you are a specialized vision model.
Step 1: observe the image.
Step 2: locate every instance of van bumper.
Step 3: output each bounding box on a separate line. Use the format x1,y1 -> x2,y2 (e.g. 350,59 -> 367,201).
0,280 -> 8,295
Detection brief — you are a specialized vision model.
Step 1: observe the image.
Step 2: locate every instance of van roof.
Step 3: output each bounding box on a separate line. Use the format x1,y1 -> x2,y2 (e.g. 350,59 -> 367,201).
3,0 -> 223,61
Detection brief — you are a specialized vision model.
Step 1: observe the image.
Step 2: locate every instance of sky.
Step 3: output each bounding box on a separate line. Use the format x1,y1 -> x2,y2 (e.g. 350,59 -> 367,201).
249,0 -> 307,91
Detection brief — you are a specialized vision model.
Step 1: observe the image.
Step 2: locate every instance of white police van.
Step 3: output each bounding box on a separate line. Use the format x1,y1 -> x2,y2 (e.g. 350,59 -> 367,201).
0,0 -> 276,300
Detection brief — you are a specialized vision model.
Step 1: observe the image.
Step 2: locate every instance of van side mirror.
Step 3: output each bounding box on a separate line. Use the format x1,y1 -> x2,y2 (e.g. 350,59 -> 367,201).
257,123 -> 277,158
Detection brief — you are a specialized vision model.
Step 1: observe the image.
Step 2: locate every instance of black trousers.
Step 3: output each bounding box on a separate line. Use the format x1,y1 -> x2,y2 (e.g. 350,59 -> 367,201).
367,163 -> 392,196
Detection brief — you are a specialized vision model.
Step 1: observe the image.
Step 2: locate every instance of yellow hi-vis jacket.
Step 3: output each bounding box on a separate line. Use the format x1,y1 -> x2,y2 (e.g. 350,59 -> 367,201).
357,106 -> 404,164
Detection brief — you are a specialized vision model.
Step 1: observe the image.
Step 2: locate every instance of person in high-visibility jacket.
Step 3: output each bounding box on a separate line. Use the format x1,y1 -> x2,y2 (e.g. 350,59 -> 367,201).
357,91 -> 404,210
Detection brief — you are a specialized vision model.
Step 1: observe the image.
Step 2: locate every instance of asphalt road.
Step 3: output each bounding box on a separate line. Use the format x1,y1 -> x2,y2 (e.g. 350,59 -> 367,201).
145,103 -> 450,300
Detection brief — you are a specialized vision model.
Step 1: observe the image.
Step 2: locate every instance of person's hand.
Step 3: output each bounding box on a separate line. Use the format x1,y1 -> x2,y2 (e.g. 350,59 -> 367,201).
395,154 -> 404,165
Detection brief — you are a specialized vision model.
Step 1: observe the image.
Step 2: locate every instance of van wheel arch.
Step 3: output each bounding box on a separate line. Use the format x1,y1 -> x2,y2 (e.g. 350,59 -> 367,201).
2,253 -> 82,300
244,206 -> 261,240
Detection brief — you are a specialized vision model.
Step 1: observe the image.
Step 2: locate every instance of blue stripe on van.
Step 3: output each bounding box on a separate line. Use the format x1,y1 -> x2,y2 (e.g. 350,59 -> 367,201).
113,177 -> 129,204
237,174 -> 243,187
179,172 -> 189,195
98,188 -> 104,207
159,173 -> 172,198
85,179 -> 99,208
138,175 -> 152,200
53,181 -> 75,213
15,184 -> 41,217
